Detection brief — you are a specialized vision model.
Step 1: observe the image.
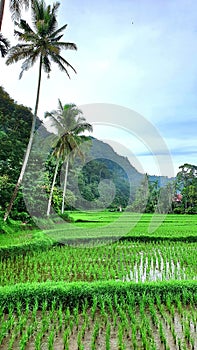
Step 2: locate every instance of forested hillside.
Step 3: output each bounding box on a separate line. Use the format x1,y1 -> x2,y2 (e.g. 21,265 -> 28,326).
73,137 -> 143,209
0,87 -> 142,217
0,86 -> 42,217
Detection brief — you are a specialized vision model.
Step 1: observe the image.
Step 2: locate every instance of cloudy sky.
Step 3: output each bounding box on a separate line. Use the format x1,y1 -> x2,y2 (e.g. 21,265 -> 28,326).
0,0 -> 197,177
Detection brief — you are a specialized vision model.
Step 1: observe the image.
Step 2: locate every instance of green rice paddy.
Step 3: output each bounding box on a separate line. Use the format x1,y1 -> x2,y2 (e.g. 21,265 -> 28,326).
0,213 -> 196,349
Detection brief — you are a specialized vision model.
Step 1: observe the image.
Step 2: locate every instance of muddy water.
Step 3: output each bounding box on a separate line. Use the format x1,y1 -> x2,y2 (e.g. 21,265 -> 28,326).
122,251 -> 187,282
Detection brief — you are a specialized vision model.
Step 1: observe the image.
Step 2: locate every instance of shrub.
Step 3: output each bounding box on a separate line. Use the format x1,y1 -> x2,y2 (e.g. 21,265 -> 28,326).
185,206 -> 197,214
58,211 -> 74,222
173,207 -> 183,214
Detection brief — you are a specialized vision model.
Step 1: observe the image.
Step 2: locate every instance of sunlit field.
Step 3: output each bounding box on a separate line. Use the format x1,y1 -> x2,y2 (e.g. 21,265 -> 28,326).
44,213 -> 197,242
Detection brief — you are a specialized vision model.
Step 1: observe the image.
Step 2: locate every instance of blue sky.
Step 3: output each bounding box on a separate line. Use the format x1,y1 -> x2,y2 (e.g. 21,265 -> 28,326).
0,0 -> 197,176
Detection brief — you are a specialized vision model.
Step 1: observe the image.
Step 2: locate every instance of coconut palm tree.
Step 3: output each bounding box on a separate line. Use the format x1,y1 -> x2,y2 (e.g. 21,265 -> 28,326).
4,0 -> 77,221
0,32 -> 10,56
0,0 -> 31,31
45,100 -> 93,216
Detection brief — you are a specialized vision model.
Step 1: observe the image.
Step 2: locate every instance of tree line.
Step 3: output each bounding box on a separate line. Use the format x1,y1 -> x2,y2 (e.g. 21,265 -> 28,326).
129,167 -> 197,214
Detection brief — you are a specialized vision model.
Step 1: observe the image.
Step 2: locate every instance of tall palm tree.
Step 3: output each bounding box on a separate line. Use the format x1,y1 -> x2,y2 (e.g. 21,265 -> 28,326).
4,0 -> 77,221
0,32 -> 10,56
45,100 -> 93,216
0,0 -> 30,31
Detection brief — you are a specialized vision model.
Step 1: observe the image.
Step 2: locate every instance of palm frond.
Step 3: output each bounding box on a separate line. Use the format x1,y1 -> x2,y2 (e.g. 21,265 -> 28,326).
50,23 -> 67,39
10,0 -> 30,21
47,3 -> 59,35
53,41 -> 77,51
0,33 -> 10,57
6,44 -> 40,79
44,112 -> 65,135
58,99 -> 64,112
51,2 -> 60,16
14,19 -> 37,45
51,34 -> 63,42
42,55 -> 51,74
31,0 -> 44,23
6,44 -> 34,64
72,122 -> 93,135
19,49 -> 40,78
50,53 -> 77,77
49,53 -> 70,78
17,19 -> 34,34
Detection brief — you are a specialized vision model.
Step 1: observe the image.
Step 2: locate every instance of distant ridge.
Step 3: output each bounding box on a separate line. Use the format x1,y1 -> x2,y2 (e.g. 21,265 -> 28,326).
88,137 -> 174,187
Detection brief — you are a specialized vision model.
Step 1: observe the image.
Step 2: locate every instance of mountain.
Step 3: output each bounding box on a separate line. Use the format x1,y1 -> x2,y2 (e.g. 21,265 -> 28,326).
68,137 -> 143,209
68,137 -> 175,210
149,174 -> 175,186
89,137 -> 175,186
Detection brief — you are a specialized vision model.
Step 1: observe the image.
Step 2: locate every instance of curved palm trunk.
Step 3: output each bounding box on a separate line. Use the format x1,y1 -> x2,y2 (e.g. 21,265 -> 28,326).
4,55 -> 42,221
61,156 -> 69,214
0,0 -> 5,31
47,158 -> 60,217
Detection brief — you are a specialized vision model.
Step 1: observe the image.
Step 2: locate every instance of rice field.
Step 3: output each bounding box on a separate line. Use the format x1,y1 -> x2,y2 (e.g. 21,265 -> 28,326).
44,213 -> 197,241
0,241 -> 196,286
0,213 -> 196,349
0,293 -> 196,350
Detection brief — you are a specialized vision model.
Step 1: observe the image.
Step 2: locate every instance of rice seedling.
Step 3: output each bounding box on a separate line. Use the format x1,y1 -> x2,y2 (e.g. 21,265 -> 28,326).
105,322 -> 111,350
91,320 -> 99,350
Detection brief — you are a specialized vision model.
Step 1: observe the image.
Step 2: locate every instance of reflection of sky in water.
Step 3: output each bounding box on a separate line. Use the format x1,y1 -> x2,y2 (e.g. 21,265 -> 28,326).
122,251 -> 187,283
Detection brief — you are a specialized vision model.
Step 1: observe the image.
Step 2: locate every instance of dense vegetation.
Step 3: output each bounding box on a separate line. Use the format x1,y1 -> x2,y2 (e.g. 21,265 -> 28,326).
0,86 -> 42,219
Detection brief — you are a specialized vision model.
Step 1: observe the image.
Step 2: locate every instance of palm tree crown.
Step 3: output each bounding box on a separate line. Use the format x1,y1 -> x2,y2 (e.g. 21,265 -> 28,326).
6,0 -> 77,79
46,100 -> 93,159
